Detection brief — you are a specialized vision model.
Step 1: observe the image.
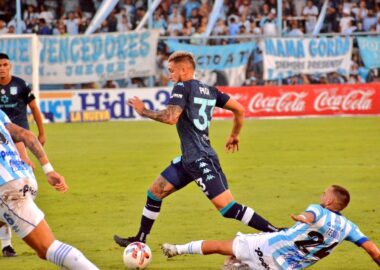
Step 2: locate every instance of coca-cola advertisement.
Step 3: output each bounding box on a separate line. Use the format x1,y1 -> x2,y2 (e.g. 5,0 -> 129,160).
216,83 -> 380,118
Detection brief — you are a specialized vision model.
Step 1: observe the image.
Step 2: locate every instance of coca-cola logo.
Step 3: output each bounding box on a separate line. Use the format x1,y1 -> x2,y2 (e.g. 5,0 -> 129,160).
314,90 -> 374,111
249,92 -> 308,113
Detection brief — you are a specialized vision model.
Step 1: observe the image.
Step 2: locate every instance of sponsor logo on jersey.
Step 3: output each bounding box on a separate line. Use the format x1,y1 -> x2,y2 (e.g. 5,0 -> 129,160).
10,87 -> 18,95
254,248 -> 271,270
171,93 -> 183,99
0,95 -> 9,103
19,184 -> 37,197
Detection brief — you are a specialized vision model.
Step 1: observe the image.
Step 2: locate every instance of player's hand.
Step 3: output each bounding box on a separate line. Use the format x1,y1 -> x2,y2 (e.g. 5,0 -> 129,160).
38,133 -> 46,145
225,135 -> 239,153
128,96 -> 146,116
46,171 -> 68,193
291,214 -> 312,225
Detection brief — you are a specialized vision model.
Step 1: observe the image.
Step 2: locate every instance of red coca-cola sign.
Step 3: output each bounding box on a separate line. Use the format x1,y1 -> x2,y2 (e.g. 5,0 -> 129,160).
249,92 -> 308,113
314,90 -> 374,112
215,84 -> 380,118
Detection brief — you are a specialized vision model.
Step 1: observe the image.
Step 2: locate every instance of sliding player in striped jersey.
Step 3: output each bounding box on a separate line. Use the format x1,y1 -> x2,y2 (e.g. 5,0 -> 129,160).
162,185 -> 380,269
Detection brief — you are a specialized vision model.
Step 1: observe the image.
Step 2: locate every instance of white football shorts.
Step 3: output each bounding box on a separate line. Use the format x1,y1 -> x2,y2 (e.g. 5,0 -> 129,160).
0,178 -> 44,238
232,232 -> 281,270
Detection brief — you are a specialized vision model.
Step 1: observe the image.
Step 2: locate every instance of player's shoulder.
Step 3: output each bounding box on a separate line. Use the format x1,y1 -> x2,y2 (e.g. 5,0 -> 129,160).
11,76 -> 29,88
11,76 -> 26,84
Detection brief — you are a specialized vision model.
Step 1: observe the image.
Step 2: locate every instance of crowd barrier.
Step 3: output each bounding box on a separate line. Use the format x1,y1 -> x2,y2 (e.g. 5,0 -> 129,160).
38,83 -> 380,123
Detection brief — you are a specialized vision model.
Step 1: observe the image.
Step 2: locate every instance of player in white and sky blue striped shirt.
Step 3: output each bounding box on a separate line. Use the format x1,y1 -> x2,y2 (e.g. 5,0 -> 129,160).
0,109 -> 98,269
162,185 -> 380,269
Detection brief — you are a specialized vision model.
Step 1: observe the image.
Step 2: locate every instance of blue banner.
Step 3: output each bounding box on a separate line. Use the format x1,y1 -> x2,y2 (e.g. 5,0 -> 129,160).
165,41 -> 256,70
357,37 -> 380,69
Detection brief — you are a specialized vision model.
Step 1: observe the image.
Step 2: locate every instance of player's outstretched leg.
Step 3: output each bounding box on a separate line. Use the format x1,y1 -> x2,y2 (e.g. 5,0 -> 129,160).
0,224 -> 16,257
220,201 -> 278,232
114,190 -> 163,247
24,219 -> 99,270
212,191 -> 278,233
162,240 -> 250,269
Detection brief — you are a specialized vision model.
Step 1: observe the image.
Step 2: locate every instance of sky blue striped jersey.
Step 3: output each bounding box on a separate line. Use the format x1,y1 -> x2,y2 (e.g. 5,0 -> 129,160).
0,109 -> 35,186
268,204 -> 368,269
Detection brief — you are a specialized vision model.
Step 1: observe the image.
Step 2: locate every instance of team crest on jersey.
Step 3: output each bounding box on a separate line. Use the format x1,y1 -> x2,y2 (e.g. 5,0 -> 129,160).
0,132 -> 9,144
10,87 -> 18,95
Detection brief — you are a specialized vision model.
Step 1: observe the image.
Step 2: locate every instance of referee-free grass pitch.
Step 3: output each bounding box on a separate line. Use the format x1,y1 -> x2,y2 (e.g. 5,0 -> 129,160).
1,117 -> 379,270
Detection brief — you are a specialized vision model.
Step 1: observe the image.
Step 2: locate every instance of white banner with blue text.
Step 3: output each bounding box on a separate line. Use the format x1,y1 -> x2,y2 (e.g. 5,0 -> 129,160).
263,37 -> 353,80
0,30 -> 159,84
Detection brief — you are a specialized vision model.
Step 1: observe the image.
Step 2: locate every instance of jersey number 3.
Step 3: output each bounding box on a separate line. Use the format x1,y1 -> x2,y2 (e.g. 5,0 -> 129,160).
295,231 -> 338,259
193,98 -> 216,131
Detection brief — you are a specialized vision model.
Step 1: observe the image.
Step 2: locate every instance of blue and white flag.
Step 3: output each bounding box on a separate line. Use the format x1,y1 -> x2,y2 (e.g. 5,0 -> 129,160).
263,37 -> 353,80
357,37 -> 380,69
166,41 -> 256,86
312,0 -> 329,36
85,0 -> 119,35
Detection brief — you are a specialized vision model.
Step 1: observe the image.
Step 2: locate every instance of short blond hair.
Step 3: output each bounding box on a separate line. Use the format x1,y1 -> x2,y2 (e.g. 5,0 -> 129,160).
168,51 -> 196,70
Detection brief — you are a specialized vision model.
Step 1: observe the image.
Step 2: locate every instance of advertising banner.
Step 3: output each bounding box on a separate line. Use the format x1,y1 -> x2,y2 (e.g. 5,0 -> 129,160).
357,37 -> 380,69
0,30 -> 159,84
165,41 -> 256,86
263,37 -> 353,80
39,88 -> 171,122
216,84 -> 380,118
39,84 -> 380,123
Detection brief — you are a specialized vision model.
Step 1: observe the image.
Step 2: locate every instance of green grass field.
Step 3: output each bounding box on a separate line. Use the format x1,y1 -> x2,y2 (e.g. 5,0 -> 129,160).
1,117 -> 379,270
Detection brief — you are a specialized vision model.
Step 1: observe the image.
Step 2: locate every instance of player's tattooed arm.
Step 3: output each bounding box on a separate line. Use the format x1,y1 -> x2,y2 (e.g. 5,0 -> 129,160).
128,96 -> 183,125
6,123 -> 48,164
141,105 -> 183,125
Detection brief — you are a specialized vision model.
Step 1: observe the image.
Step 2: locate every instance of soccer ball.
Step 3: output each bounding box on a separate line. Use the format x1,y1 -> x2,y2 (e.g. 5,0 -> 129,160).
123,242 -> 152,269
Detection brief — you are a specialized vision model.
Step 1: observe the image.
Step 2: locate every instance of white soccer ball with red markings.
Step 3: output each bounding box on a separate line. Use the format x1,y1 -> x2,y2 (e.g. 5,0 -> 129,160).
123,242 -> 152,269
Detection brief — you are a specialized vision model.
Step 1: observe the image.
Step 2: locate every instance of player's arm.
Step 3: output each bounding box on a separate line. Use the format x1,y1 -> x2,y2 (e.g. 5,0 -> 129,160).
361,241 -> 380,266
290,212 -> 315,225
223,98 -> 245,153
5,122 -> 68,192
128,96 -> 183,125
28,99 -> 46,145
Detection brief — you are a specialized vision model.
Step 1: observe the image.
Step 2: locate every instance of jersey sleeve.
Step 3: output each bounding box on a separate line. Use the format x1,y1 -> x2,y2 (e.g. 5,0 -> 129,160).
215,87 -> 230,108
167,82 -> 188,109
24,81 -> 36,104
345,222 -> 369,246
305,204 -> 323,223
0,110 -> 12,125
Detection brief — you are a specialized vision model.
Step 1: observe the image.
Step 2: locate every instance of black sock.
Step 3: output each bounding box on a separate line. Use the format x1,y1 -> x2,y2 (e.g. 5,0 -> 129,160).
136,191 -> 162,242
248,213 -> 278,232
221,201 -> 278,232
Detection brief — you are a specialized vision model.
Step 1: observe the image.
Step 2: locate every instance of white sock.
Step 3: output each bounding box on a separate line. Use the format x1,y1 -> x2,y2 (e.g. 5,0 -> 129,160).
0,225 -> 12,249
46,240 -> 99,270
176,240 -> 204,255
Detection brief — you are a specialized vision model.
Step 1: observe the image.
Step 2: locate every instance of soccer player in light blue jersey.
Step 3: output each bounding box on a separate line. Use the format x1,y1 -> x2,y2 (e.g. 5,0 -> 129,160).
162,185 -> 380,269
0,109 -> 99,269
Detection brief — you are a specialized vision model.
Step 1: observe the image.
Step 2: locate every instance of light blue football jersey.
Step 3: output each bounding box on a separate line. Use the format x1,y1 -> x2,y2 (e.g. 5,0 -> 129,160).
268,204 -> 368,269
0,109 -> 35,186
